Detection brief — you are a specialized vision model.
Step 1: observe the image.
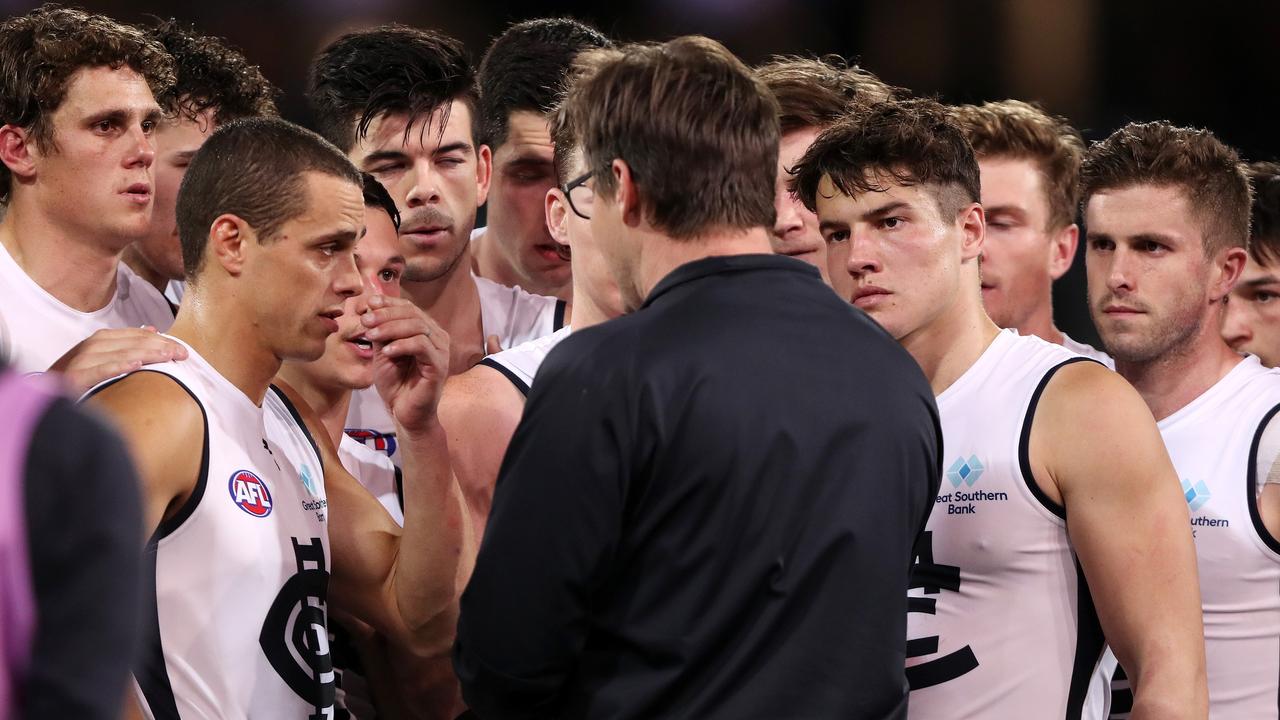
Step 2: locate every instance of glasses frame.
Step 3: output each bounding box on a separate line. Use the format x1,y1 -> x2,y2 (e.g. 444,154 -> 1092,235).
561,170 -> 594,220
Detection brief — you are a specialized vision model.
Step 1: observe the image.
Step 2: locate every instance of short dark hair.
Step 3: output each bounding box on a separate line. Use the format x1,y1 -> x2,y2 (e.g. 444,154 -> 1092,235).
1082,121 -> 1251,256
755,55 -> 895,135
476,18 -> 611,150
790,98 -> 981,219
362,173 -> 400,230
1248,161 -> 1280,266
308,25 -> 477,153
0,4 -> 174,201
146,18 -> 278,124
566,36 -> 779,239
951,100 -> 1083,231
177,117 -> 361,279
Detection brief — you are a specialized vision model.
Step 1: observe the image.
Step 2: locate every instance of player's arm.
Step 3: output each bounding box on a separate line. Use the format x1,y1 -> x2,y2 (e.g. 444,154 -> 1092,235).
1032,362 -> 1207,720
83,371 -> 204,539
437,366 -> 526,536
307,295 -> 474,657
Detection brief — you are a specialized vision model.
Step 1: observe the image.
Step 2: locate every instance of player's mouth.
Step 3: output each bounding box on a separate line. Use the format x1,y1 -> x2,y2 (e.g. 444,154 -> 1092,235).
347,334 -> 375,360
401,225 -> 450,248
317,308 -> 343,334
122,182 -> 152,205
852,285 -> 892,309
534,243 -> 568,263
1102,304 -> 1144,316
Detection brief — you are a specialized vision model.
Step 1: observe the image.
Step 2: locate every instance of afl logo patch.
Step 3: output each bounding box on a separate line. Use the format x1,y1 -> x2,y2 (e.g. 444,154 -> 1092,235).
229,469 -> 273,517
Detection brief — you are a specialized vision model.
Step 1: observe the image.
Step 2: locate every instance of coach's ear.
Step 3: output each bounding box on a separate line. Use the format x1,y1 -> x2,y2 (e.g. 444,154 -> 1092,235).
207,214 -> 251,277
612,158 -> 643,228
0,124 -> 37,182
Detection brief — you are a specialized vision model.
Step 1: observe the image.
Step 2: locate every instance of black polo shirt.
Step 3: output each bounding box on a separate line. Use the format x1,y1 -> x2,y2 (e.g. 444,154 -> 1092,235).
455,254 -> 942,720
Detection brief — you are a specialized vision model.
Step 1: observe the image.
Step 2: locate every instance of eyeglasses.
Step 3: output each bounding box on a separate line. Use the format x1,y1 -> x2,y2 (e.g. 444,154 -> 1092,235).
562,171 -> 594,220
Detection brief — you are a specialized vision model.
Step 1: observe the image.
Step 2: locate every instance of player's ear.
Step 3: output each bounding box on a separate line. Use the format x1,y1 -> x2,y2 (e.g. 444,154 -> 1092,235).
1210,244 -> 1248,303
1048,223 -> 1079,280
208,214 -> 251,277
0,124 -> 37,182
958,202 -> 985,262
474,143 -> 493,208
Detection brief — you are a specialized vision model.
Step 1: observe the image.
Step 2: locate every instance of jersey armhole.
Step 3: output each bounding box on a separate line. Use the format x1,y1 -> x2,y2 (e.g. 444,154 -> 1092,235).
1245,403 -> 1280,555
477,357 -> 531,397
1018,357 -> 1101,520
84,370 -> 210,544
268,384 -> 325,476
393,465 -> 405,513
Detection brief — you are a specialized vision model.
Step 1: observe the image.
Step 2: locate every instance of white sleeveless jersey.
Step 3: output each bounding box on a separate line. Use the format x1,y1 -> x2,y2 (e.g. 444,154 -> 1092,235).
1062,333 -> 1114,370
907,330 -> 1108,719
0,241 -> 173,373
339,434 -> 403,526
90,341 -> 336,719
1157,355 -> 1280,717
476,326 -> 572,396
344,275 -> 565,465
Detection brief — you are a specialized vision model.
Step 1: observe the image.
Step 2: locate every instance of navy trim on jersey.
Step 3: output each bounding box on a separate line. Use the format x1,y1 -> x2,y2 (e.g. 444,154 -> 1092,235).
136,540 -> 182,720
1065,560 -> 1106,719
85,370 -> 210,542
478,357 -> 531,397
1108,665 -> 1133,718
270,384 -> 325,476
1018,357 -> 1099,520
1245,402 -> 1280,556
394,465 -> 405,513
553,299 -> 568,331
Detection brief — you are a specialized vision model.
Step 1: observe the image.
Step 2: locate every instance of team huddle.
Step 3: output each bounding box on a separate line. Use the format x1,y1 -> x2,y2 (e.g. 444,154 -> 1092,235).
1,3 -> 1279,720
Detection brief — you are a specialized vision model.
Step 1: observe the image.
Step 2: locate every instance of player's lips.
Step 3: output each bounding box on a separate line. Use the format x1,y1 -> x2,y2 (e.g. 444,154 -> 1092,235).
122,182 -> 152,205
318,308 -> 343,334
533,243 -> 567,263
1102,304 -> 1144,316
401,225 -> 450,248
346,333 -> 375,360
852,285 -> 892,308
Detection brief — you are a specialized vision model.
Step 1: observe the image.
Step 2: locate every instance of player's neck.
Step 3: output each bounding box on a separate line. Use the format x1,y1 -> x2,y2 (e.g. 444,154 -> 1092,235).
471,228 -> 516,286
568,283 -> 608,330
0,196 -> 124,312
1015,300 -> 1065,346
635,226 -> 773,301
121,244 -> 168,293
903,287 -> 1001,396
168,289 -> 283,406
1116,314 -> 1244,422
401,246 -> 484,373
274,364 -> 351,448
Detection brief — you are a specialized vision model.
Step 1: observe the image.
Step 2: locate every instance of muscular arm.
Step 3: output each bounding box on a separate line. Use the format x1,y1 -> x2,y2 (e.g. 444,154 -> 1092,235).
1031,362 -> 1207,720
437,366 -> 526,537
83,371 -> 204,539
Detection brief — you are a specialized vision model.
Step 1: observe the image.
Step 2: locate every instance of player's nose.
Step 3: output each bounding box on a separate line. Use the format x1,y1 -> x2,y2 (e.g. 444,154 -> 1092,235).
1222,299 -> 1252,351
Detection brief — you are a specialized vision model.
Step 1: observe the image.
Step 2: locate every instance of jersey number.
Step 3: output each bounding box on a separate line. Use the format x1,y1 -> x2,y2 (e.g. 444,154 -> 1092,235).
905,531 -> 979,689
260,537 -> 337,720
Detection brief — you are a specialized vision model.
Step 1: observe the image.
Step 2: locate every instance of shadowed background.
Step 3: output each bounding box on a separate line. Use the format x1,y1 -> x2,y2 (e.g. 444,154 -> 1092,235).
5,0 -> 1277,343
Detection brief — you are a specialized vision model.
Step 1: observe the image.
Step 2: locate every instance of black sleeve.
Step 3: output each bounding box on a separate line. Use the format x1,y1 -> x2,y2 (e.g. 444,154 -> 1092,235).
22,398 -> 143,720
453,344 -> 631,718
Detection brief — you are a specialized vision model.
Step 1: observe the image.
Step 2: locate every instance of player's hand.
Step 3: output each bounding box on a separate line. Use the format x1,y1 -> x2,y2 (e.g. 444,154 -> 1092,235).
363,294 -> 450,433
48,326 -> 187,395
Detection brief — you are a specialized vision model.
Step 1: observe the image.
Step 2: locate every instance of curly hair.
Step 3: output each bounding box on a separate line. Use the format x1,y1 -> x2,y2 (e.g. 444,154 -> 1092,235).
308,25 -> 476,153
951,100 -> 1083,231
147,18 -> 277,124
1082,121 -> 1251,256
789,98 -> 980,218
0,4 -> 175,200
755,55 -> 896,135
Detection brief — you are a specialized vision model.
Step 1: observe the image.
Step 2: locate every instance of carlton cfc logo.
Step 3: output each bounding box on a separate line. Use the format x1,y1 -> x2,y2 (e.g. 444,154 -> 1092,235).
229,469 -> 273,518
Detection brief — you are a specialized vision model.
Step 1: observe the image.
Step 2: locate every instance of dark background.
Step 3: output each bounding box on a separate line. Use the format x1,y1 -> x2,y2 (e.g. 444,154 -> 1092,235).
6,0 -> 1277,343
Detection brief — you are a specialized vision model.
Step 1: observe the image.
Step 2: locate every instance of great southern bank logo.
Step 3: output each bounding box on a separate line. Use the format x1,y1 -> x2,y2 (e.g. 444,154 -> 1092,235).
947,455 -> 985,488
1182,478 -> 1211,512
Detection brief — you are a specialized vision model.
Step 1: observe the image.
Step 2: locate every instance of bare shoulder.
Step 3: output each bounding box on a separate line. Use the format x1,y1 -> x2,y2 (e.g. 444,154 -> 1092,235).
86,370 -> 204,445
1037,360 -> 1156,432
439,364 -> 526,428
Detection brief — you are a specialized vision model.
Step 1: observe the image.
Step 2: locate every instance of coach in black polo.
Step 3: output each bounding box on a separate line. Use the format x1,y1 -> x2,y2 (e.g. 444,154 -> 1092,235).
454,36 -> 942,720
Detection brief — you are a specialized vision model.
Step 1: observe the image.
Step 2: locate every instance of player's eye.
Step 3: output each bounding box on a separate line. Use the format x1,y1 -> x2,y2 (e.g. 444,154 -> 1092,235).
378,269 -> 400,283
826,230 -> 850,244
1089,238 -> 1114,252
1256,291 -> 1277,304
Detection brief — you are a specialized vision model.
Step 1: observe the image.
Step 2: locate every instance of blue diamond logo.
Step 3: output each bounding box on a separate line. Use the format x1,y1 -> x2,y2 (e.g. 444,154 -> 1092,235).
946,455 -> 985,488
1181,479 -> 1211,512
